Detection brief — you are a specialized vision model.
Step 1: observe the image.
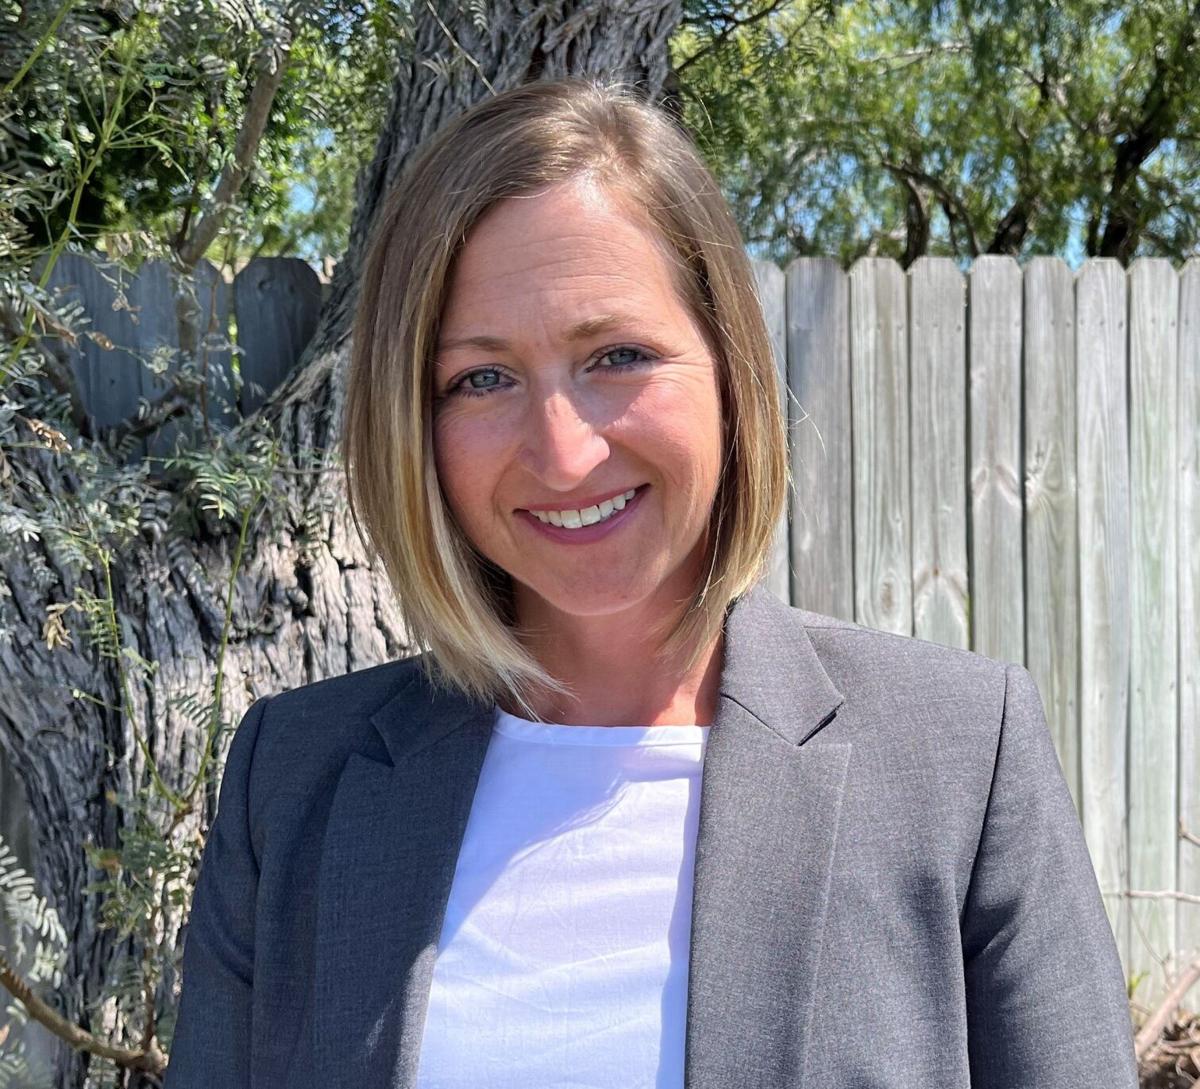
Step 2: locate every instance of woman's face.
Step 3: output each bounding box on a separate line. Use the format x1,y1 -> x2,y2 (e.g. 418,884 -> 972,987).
432,175 -> 724,627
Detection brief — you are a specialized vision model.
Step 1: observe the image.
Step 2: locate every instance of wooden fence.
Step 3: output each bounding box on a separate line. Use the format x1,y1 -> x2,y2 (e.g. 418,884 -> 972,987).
37,252 -> 325,455
2,253 -> 1197,1015
753,255 -> 1199,1008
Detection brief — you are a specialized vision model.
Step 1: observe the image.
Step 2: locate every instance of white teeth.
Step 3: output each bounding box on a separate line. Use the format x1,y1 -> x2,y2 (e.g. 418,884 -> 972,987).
529,488 -> 639,530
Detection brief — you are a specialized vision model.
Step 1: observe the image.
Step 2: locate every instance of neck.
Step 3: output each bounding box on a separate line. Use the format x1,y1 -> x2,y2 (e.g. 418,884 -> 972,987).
505,593 -> 725,727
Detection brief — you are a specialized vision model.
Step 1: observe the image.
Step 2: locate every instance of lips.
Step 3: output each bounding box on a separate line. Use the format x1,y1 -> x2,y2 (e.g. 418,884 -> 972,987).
517,484 -> 648,544
523,488 -> 638,528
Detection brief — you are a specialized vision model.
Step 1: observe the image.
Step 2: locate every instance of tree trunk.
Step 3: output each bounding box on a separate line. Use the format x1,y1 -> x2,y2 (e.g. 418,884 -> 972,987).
0,3 -> 682,1085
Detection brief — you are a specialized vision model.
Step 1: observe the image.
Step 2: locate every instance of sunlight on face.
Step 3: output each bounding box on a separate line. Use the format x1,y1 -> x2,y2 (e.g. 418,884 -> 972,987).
432,175 -> 724,629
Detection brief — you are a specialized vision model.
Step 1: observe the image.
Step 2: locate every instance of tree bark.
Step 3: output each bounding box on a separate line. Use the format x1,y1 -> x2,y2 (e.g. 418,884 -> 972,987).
0,3 -> 683,1086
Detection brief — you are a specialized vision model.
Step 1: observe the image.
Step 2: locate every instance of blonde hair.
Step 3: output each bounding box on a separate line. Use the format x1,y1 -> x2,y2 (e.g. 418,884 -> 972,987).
343,78 -> 786,717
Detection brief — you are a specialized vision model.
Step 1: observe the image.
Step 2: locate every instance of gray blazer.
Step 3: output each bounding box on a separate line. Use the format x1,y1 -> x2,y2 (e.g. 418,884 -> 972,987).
164,582 -> 1138,1088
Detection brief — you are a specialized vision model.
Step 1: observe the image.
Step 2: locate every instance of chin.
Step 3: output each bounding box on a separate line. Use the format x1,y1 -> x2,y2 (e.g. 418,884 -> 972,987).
516,577 -> 661,620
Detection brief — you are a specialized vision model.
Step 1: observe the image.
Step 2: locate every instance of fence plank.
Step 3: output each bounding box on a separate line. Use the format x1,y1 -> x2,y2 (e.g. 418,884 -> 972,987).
188,259 -> 235,428
849,258 -> 911,634
124,260 -> 188,460
234,258 -> 322,415
753,259 -> 790,604
43,254 -> 152,446
1023,257 -> 1081,809
151,259 -> 235,454
41,255 -> 236,454
1180,258 -> 1200,1009
968,256 -> 1024,663
786,258 -> 852,620
909,257 -> 968,650
1128,259 -> 1180,998
1076,258 -> 1132,966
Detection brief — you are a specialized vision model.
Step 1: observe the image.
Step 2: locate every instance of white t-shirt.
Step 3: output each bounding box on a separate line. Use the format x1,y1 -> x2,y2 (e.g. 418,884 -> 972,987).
413,706 -> 710,1089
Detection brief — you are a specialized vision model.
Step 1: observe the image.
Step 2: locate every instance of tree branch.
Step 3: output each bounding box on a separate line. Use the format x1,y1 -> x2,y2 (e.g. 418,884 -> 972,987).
1098,0 -> 1200,260
863,40 -> 969,74
988,194 -> 1033,254
103,388 -> 194,449
1016,64 -> 1095,136
1122,889 -> 1200,906
175,32 -> 294,269
675,0 -> 794,76
884,167 -> 929,267
1135,955 -> 1200,1060
0,949 -> 166,1075
881,159 -> 979,257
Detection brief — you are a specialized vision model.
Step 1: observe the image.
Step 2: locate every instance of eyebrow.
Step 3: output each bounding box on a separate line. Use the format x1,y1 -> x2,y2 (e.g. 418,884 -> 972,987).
436,312 -> 646,355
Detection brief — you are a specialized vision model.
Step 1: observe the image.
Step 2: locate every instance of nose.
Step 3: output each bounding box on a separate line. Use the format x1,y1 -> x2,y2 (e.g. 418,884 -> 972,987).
518,388 -> 610,491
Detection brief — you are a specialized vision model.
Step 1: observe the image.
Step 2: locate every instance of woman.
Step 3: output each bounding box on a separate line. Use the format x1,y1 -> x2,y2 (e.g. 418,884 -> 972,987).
164,79 -> 1138,1088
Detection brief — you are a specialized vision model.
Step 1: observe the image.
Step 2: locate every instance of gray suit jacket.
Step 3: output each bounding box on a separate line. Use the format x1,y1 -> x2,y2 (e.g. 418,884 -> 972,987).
164,582 -> 1138,1088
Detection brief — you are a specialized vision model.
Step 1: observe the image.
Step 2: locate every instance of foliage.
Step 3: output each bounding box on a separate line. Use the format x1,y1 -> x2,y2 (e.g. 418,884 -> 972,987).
675,0 -> 1200,266
1,0 -> 410,273
0,833 -> 64,1089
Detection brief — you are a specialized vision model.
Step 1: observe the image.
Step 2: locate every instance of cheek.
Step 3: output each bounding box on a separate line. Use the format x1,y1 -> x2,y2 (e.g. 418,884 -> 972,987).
632,372 -> 724,483
432,412 -> 500,528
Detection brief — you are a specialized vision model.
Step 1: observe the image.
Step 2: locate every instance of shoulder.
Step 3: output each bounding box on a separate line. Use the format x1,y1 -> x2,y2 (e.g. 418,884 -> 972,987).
238,653 -> 446,814
259,652 -> 431,727
797,607 -> 1010,695
778,602 -> 1034,753
775,606 -> 1059,849
737,577 -> 1014,703
727,585 -> 1034,766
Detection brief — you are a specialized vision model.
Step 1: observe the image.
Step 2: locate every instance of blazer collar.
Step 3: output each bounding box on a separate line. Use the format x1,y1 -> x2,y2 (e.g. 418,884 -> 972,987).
364,579 -> 846,756
367,662 -> 494,765
716,580 -> 845,743
314,580 -> 849,1089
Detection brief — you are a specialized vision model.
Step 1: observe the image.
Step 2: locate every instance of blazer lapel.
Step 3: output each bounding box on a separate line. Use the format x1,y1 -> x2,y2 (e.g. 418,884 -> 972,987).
313,670 -> 494,1089
685,584 -> 850,1089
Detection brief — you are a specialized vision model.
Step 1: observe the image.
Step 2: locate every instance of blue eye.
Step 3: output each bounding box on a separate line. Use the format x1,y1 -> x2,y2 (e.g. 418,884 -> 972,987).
448,367 -> 511,399
594,346 -> 652,370
466,369 -> 503,391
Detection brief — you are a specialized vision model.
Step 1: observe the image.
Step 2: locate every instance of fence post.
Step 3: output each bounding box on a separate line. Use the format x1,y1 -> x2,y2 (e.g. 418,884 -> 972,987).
234,258 -> 322,415
849,258 -> 911,635
1023,256 -> 1081,810
786,258 -> 852,620
1128,257 -> 1180,1001
1076,257 -> 1132,968
1178,257 -> 1200,1013
968,256 -> 1024,664
752,259 -> 790,605
909,257 -> 968,651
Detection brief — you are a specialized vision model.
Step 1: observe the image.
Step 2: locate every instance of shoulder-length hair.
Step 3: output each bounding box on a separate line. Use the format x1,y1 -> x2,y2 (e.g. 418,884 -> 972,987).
343,77 -> 785,717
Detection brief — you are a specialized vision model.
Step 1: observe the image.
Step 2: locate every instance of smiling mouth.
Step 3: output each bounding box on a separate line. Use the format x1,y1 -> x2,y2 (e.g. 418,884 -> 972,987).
520,485 -> 646,529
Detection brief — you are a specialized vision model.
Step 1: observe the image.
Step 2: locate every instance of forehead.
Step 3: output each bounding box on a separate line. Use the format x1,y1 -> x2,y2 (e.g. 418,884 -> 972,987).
438,176 -> 692,334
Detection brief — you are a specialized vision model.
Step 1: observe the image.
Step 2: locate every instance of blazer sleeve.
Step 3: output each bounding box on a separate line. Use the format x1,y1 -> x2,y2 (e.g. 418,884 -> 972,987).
960,663 -> 1138,1087
163,695 -> 271,1089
